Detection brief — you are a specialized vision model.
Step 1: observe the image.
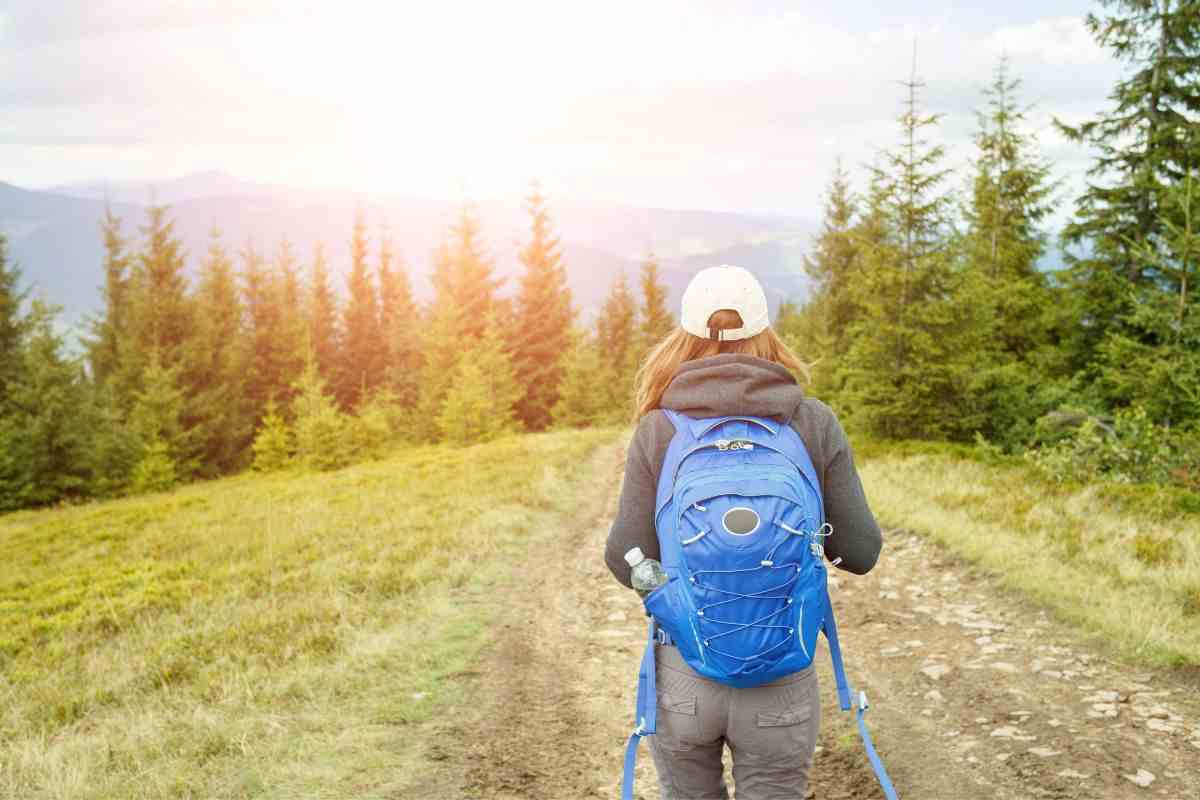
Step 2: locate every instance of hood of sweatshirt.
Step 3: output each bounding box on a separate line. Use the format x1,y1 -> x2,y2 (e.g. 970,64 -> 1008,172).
659,353 -> 806,423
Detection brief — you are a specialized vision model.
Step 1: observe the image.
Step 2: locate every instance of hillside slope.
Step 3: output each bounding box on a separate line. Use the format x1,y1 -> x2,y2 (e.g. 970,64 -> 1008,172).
0,428 -> 621,799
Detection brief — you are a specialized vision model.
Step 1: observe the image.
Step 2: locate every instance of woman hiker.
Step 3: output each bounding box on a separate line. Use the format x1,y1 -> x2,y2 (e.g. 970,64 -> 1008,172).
605,265 -> 883,799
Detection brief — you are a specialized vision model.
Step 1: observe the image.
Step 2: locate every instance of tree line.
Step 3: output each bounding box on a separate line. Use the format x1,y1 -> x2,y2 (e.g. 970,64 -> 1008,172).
0,187 -> 677,511
784,0 -> 1199,487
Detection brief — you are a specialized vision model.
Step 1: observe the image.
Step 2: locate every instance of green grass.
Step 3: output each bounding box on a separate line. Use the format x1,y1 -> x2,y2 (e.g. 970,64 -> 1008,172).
857,445 -> 1200,668
0,428 -> 622,799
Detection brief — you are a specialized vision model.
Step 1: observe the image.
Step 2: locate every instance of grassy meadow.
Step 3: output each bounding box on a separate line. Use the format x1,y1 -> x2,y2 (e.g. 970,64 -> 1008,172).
857,445 -> 1200,668
0,428 -> 621,799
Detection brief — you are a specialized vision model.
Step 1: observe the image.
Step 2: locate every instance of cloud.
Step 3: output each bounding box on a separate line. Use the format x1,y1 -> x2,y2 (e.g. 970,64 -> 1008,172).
0,3 -> 1123,221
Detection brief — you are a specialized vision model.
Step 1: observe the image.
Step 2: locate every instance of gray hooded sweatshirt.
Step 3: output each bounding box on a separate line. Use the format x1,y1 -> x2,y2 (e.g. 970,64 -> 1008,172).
604,353 -> 882,588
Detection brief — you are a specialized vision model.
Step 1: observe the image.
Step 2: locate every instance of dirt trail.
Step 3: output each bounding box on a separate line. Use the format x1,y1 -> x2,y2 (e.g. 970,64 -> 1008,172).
401,442 -> 1200,799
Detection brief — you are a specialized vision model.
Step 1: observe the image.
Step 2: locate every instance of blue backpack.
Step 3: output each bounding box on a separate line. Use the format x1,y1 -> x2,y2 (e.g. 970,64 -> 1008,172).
621,411 -> 898,800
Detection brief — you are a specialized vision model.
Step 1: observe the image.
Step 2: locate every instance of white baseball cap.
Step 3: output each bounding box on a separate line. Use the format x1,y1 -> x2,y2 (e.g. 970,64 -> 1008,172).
680,265 -> 770,342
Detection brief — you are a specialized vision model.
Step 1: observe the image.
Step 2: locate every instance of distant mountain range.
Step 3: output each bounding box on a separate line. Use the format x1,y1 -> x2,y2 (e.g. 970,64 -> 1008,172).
0,172 -> 820,339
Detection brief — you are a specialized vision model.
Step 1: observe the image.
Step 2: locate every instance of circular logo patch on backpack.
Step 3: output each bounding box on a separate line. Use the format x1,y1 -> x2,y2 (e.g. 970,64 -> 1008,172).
722,506 -> 760,536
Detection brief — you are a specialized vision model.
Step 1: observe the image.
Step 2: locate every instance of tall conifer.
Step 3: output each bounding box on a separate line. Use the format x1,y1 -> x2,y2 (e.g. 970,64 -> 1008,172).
377,231 -> 422,408
1055,0 -> 1200,359
512,185 -> 574,430
595,270 -> 639,419
308,242 -> 340,382
338,211 -> 386,407
89,206 -> 131,383
0,235 -> 25,406
638,254 -> 674,352
189,227 -> 250,474
839,55 -> 967,438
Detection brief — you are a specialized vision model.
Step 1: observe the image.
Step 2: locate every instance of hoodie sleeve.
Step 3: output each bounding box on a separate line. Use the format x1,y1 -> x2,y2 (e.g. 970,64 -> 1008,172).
817,408 -> 882,574
604,411 -> 674,588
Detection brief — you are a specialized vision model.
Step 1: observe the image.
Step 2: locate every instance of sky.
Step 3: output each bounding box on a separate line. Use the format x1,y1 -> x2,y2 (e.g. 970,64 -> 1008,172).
0,0 -> 1124,219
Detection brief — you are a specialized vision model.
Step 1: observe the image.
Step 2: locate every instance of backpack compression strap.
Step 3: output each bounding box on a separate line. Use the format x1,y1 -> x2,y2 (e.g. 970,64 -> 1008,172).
823,608 -> 900,800
621,618 -> 659,800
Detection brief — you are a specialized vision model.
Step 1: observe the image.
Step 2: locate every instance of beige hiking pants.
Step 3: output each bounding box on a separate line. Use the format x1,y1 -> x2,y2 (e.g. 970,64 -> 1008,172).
648,644 -> 820,800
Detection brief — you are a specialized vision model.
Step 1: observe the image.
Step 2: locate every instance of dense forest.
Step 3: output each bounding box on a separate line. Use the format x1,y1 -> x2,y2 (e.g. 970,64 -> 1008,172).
0,0 -> 1197,511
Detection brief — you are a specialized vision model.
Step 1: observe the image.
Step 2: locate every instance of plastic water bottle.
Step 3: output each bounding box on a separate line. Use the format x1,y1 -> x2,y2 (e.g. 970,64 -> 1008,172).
625,547 -> 668,597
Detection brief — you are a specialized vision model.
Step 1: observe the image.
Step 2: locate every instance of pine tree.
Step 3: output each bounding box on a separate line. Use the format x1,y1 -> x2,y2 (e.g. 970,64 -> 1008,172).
1097,173 -> 1200,425
595,270 -> 640,420
803,160 -> 860,352
292,354 -> 350,471
838,54 -> 969,439
189,227 -> 251,474
308,242 -> 340,383
376,232 -> 422,409
85,382 -> 140,498
413,212 -> 504,440
414,263 -> 463,441
273,237 -> 308,403
0,234 -> 26,407
125,205 -> 194,365
1054,0 -> 1200,361
435,316 -> 521,445
551,330 -> 616,428
959,60 -> 1066,446
251,399 -> 293,472
638,253 -> 675,352
110,206 -> 198,465
0,302 -> 92,510
512,184 -> 574,430
129,350 -> 191,480
88,206 -> 131,383
338,210 -> 386,408
445,203 -> 503,341
242,240 -> 280,414
130,438 -> 177,495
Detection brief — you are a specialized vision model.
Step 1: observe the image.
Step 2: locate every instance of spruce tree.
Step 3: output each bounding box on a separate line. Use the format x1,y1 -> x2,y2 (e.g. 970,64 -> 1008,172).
0,302 -> 92,510
595,270 -> 640,419
959,61 -> 1065,445
338,210 -> 386,408
251,399 -> 294,472
242,240 -> 280,414
798,161 -> 861,396
376,232 -> 422,409
414,255 -> 463,441
88,206 -> 131,383
189,227 -> 251,474
445,203 -> 503,341
551,330 -> 616,428
803,161 -> 860,349
0,234 -> 26,407
130,350 -> 191,480
273,237 -> 308,404
638,253 -> 675,352
85,382 -> 140,498
1055,0 -> 1200,360
512,184 -> 574,430
126,205 -> 194,365
1097,173 -> 1200,425
292,353 -> 350,471
111,206 -> 198,466
838,57 -> 968,439
308,242 -> 340,383
435,316 -> 521,445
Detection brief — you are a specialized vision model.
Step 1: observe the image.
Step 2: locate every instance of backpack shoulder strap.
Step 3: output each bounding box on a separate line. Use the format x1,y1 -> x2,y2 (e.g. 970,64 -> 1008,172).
654,410 -> 697,516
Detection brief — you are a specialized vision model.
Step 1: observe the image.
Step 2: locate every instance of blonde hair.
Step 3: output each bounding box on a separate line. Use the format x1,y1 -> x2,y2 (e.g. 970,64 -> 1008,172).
633,309 -> 809,419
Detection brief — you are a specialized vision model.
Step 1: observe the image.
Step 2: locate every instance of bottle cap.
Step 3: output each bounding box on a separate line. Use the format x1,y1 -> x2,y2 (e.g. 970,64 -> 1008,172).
624,547 -> 645,567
